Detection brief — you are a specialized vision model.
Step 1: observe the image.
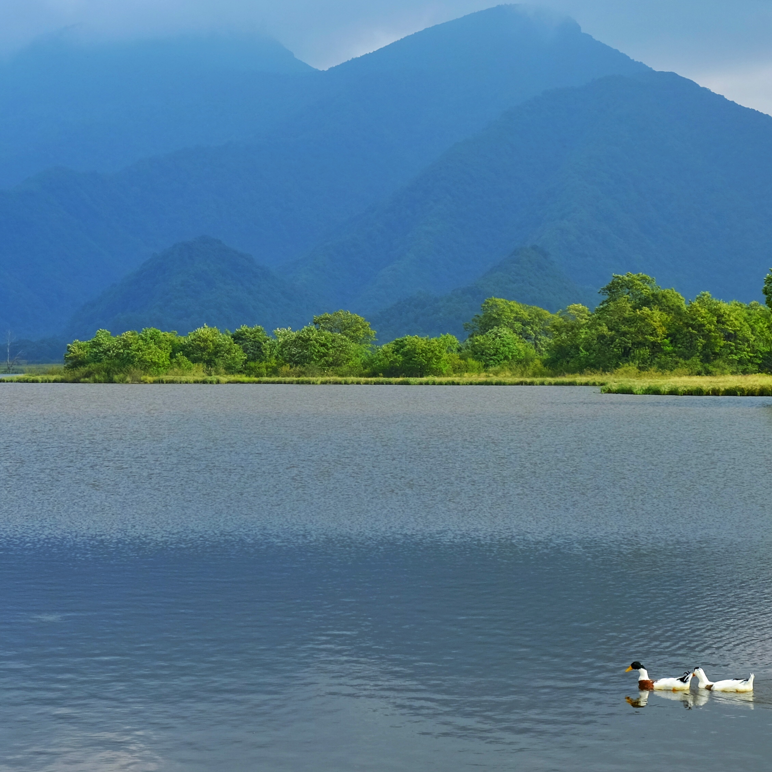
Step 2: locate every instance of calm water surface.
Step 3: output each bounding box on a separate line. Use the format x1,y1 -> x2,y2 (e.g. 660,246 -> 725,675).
1,385 -> 771,771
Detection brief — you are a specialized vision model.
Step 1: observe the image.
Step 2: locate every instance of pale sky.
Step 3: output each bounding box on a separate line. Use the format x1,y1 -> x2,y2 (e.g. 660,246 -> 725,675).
2,1 -> 771,115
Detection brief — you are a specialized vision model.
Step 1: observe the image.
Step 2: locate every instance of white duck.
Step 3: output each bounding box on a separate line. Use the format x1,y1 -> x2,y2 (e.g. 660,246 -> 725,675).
625,661 -> 693,691
692,667 -> 754,693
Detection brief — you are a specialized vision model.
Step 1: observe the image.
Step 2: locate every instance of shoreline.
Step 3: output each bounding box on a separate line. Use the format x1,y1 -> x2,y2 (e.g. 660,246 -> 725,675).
4,373 -> 772,396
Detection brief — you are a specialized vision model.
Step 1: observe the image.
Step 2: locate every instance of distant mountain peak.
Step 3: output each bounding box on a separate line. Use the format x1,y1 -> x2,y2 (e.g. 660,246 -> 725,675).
331,4 -> 600,75
65,237 -> 315,339
458,4 -> 582,33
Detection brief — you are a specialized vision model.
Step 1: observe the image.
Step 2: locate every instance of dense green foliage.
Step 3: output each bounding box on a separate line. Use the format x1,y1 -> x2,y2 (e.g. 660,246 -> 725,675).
460,297 -> 554,369
230,325 -> 271,363
0,7 -> 646,338
273,327 -> 361,372
64,328 -> 180,377
61,272 -> 772,380
371,335 -> 464,377
64,325 -> 247,378
465,298 -> 554,351
464,327 -> 537,370
63,312 -> 381,380
179,327 -> 247,374
312,311 -> 376,345
546,274 -> 772,373
764,269 -> 772,311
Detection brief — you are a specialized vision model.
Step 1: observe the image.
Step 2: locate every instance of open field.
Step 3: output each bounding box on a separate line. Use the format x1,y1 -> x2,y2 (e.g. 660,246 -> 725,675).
4,371 -> 772,395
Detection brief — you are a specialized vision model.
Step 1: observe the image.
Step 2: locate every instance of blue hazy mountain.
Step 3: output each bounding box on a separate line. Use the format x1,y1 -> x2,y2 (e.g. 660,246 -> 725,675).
0,6 -> 647,338
370,246 -> 596,341
290,70 -> 772,312
0,31 -> 318,188
66,236 -> 314,339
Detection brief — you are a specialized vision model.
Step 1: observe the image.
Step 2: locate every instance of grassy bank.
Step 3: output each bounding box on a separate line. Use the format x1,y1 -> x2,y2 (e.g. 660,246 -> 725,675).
2,372 -> 606,387
598,373 -> 772,396
5,370 -> 772,395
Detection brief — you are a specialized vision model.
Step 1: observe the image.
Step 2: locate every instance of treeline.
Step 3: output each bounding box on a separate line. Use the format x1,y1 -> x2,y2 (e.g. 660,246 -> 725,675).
63,272 -> 772,380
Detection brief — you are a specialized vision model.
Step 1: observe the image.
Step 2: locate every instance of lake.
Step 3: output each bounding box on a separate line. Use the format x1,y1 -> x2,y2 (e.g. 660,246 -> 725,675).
1,384 -> 771,771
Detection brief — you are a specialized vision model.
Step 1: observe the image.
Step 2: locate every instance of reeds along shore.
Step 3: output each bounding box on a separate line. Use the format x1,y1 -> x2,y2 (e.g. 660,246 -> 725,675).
5,371 -> 772,396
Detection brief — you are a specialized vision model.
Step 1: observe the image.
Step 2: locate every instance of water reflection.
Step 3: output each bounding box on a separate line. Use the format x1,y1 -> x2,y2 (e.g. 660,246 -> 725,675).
626,690 -> 711,709
710,691 -> 756,709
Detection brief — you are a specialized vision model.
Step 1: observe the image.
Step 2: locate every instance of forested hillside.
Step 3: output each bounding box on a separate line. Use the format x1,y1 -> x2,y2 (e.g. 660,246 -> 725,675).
371,246 -> 595,340
0,6 -> 647,338
66,237 -> 314,339
290,70 -> 772,313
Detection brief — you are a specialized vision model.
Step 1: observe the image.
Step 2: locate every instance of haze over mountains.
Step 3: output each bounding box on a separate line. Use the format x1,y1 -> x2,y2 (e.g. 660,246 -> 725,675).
0,32 -> 316,187
1,6 -> 647,339
2,4 -> 771,346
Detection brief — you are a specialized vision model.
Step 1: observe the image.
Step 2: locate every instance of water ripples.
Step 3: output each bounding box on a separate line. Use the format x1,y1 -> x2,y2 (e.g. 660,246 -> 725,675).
1,385 -> 772,769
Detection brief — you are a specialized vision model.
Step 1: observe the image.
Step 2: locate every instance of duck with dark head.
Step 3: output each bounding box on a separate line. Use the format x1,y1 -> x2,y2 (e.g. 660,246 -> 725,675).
625,662 -> 692,691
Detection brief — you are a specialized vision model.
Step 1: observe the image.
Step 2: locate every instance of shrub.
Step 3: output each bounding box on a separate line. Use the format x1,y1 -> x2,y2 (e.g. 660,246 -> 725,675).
273,326 -> 361,371
181,326 -> 246,374
464,326 -> 537,369
373,334 -> 459,377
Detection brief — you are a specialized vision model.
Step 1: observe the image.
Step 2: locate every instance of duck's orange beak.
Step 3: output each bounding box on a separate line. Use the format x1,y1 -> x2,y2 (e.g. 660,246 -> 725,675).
625,666 -> 634,672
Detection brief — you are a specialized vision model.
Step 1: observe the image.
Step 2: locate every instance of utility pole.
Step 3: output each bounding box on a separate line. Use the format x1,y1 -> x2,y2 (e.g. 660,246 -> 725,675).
5,330 -> 21,374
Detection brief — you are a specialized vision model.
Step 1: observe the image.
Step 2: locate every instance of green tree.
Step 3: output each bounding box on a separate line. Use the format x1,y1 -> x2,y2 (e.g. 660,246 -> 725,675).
63,339 -> 91,370
122,328 -> 176,374
374,334 -> 459,377
231,325 -> 271,362
674,293 -> 772,373
64,330 -> 115,371
64,327 -> 178,377
465,298 -> 554,352
545,273 -> 772,374
543,304 -> 594,372
599,273 -> 660,307
553,274 -> 686,371
313,310 -> 376,345
591,295 -> 674,369
273,326 -> 360,371
181,326 -> 246,373
764,269 -> 772,311
464,326 -> 536,369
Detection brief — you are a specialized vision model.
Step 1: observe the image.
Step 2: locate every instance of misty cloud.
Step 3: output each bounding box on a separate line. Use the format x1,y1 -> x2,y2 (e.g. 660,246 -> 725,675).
2,1 -> 772,112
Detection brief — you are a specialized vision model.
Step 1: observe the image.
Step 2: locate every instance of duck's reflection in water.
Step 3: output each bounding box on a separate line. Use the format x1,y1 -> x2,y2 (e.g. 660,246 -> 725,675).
710,691 -> 755,710
626,690 -> 710,710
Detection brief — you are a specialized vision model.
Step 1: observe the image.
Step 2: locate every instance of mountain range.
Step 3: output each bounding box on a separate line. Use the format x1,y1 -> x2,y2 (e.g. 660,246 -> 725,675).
290,70 -> 772,311
0,6 -> 646,339
2,4 -> 771,347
